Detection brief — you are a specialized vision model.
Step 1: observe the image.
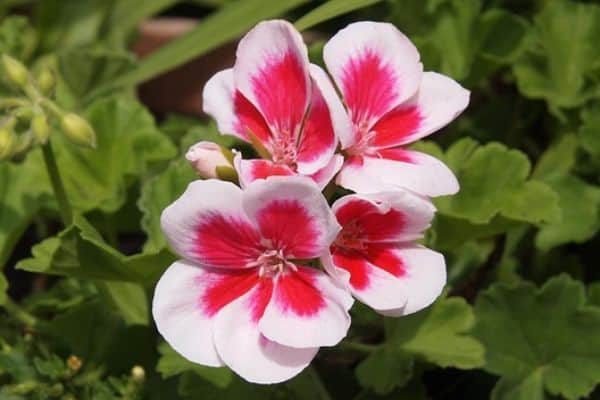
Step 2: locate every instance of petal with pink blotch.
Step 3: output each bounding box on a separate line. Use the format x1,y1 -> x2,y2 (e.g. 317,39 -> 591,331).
160,180 -> 262,268
324,244 -> 445,315
234,155 -> 295,189
332,191 -> 435,243
234,20 -> 310,148
202,69 -> 272,145
213,281 -> 318,384
153,261 -> 269,367
337,150 -> 459,197
243,176 -> 341,259
369,72 -> 470,149
258,266 -> 352,348
323,21 -> 422,141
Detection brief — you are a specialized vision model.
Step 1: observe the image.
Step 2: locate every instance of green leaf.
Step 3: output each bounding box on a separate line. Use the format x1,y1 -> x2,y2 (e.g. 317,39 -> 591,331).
532,135 -> 578,180
157,342 -> 232,387
513,0 -> 600,109
386,297 -> 485,369
0,155 -> 51,268
46,299 -> 155,371
355,349 -> 413,395
0,16 -> 37,61
589,283 -> 600,307
535,174 -> 600,251
17,214 -> 174,286
88,0 -> 310,97
434,140 -> 559,225
478,9 -> 531,63
178,371 -> 270,400
139,123 -> 236,253
96,281 -> 149,326
139,159 -> 196,253
294,0 -> 383,31
53,97 -> 176,213
473,275 -> 600,400
0,272 -> 7,305
35,0 -> 113,51
58,46 -> 136,102
580,104 -> 600,158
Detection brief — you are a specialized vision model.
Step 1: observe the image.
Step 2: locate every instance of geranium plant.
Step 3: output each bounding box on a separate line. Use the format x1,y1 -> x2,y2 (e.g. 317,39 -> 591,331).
1,1 -> 600,399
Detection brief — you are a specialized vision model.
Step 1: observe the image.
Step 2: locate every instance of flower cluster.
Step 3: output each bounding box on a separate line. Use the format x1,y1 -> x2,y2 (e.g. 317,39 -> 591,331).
152,20 -> 469,384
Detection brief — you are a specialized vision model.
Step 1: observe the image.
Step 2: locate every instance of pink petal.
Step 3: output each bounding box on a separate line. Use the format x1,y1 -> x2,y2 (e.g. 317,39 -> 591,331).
309,154 -> 344,190
295,75 -> 336,175
161,180 -> 262,268
234,156 -> 295,189
213,283 -> 318,384
152,261 -> 225,367
374,246 -> 446,316
336,150 -> 459,197
324,244 -> 445,316
309,64 -> 354,151
370,72 -> 470,149
243,176 -> 340,259
203,69 -> 273,143
323,248 -> 408,311
258,267 -> 351,348
332,191 -> 435,243
234,20 -> 310,145
323,21 -> 422,137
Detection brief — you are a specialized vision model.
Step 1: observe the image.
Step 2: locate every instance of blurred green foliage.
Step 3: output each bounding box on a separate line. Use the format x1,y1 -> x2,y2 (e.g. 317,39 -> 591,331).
1,0 -> 600,399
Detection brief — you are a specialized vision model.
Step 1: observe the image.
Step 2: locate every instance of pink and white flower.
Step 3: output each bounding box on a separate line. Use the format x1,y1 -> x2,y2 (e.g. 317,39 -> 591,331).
203,20 -> 349,189
322,191 -> 446,316
323,21 -> 469,197
153,176 -> 352,384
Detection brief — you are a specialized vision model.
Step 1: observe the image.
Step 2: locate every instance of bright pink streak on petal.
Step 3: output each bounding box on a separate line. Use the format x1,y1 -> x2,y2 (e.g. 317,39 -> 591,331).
255,199 -> 321,258
248,278 -> 274,323
297,80 -> 335,167
335,198 -> 406,243
233,91 -> 272,144
252,51 -> 308,138
200,269 -> 260,316
274,269 -> 325,317
370,105 -> 422,149
331,249 -> 370,290
342,49 -> 398,127
195,213 -> 262,268
376,148 -> 415,163
364,244 -> 405,278
250,160 -> 295,180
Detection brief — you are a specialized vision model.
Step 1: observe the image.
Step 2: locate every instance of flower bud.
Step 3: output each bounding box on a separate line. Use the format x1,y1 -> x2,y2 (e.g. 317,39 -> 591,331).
12,132 -> 33,157
67,355 -> 82,372
36,69 -> 55,95
2,54 -> 29,88
0,128 -> 16,160
60,113 -> 96,148
31,113 -> 50,144
131,365 -> 145,382
186,141 -> 234,179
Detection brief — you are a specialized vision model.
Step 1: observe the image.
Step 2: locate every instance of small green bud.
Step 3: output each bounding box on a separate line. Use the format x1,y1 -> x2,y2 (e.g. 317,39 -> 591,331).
36,69 -> 55,95
0,128 -> 16,160
31,113 -> 50,144
60,113 -> 96,148
12,132 -> 33,157
2,54 -> 29,88
131,365 -> 145,382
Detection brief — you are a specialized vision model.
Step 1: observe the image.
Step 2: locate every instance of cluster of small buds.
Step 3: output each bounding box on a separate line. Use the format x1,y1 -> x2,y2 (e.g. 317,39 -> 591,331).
0,53 -> 97,161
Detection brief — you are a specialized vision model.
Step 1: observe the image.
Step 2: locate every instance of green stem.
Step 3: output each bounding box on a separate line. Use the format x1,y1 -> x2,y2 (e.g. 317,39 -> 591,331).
3,298 -> 37,328
0,97 -> 28,109
307,366 -> 332,400
338,340 -> 380,353
42,142 -> 73,225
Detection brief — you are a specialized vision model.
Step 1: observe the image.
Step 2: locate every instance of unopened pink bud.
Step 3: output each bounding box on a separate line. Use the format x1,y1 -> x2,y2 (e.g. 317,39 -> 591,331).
185,141 -> 233,179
